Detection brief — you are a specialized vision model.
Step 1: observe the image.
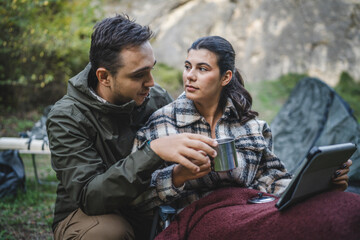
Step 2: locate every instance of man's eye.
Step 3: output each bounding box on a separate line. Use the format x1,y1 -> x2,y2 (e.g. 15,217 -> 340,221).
133,74 -> 145,79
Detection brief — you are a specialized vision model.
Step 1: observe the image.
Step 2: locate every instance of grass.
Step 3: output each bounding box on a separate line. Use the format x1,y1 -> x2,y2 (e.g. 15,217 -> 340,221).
0,154 -> 56,240
0,110 -> 42,138
247,73 -> 308,123
0,66 -> 359,239
334,72 -> 360,122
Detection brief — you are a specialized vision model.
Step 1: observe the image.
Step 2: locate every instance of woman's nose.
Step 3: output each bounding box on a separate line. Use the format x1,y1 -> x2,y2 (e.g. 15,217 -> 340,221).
186,69 -> 196,81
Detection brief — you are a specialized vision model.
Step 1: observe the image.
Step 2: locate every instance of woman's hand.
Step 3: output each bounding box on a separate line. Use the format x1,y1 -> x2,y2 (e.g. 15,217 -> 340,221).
331,159 -> 352,191
172,150 -> 212,187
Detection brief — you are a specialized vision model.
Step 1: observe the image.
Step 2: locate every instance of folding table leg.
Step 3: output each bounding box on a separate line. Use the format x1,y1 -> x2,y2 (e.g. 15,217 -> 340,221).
31,154 -> 41,184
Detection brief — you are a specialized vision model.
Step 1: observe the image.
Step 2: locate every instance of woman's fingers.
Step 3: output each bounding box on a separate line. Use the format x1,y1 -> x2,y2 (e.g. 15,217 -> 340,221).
333,168 -> 350,179
332,159 -> 352,179
174,155 -> 202,173
332,179 -> 348,191
342,159 -> 352,168
332,174 -> 349,183
331,160 -> 352,192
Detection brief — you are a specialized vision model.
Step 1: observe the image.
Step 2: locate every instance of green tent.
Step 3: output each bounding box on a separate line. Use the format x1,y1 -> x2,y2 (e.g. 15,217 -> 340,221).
271,77 -> 360,192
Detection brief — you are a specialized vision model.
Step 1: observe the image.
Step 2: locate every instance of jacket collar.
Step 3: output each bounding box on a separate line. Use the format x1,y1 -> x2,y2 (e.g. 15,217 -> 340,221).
175,93 -> 239,127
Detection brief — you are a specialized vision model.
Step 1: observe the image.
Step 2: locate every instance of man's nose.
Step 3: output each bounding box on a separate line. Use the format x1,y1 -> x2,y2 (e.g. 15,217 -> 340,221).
144,73 -> 155,87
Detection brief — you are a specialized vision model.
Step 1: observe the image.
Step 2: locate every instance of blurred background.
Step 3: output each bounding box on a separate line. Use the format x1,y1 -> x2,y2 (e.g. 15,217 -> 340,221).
0,0 -> 359,239
1,0 -> 359,136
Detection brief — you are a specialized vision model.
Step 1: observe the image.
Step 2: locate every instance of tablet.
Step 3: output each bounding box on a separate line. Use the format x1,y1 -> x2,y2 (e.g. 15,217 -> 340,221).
276,142 -> 357,211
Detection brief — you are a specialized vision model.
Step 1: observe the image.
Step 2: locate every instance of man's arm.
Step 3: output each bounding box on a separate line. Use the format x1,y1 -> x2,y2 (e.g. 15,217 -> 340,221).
150,134 -> 216,173
47,110 -> 163,215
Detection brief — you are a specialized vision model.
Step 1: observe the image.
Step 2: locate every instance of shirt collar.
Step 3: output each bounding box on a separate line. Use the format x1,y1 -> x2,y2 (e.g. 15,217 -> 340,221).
89,87 -> 108,103
175,93 -> 239,127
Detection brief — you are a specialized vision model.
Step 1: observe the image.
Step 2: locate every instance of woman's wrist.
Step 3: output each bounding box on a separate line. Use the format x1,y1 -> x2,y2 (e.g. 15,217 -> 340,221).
172,164 -> 186,188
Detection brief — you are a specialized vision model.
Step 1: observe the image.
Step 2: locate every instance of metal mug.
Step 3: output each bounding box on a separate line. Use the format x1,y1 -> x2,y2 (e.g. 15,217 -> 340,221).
212,137 -> 238,172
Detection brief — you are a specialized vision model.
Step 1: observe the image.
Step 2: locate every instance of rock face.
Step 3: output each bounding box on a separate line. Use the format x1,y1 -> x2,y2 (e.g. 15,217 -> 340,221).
105,0 -> 360,85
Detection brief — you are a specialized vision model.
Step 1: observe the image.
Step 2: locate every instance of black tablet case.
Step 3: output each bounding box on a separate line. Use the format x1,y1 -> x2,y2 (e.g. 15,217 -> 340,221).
276,143 -> 357,211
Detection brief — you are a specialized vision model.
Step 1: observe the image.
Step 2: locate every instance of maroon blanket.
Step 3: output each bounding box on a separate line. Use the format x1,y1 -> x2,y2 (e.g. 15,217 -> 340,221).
155,187 -> 360,240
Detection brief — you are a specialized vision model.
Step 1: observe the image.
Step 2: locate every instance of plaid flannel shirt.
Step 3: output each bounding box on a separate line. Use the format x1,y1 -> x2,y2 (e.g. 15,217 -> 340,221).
130,93 -> 292,213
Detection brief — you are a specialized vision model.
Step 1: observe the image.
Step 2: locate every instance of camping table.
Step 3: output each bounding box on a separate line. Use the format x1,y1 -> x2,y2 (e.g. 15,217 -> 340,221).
0,137 -> 51,184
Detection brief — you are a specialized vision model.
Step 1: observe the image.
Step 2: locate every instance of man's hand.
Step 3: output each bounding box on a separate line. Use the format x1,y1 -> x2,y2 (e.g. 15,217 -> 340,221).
331,159 -> 352,191
150,133 -> 217,173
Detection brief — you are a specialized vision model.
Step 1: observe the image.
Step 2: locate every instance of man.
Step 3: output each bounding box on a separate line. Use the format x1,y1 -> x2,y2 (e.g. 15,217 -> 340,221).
46,14 -> 217,240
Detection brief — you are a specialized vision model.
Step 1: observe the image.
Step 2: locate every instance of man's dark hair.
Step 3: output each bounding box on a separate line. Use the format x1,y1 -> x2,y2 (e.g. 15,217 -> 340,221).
89,14 -> 153,88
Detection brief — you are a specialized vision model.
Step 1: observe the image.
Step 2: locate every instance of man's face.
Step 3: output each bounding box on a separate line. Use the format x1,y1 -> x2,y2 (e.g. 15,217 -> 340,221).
109,41 -> 156,106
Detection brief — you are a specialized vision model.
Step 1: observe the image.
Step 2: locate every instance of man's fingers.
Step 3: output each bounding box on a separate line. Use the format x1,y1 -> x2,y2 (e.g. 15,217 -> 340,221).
185,138 -> 217,158
149,134 -> 217,172
186,133 -> 218,147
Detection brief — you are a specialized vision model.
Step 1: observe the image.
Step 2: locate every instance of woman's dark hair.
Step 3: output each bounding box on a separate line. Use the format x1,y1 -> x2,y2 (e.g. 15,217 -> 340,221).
188,36 -> 258,124
88,14 -> 153,88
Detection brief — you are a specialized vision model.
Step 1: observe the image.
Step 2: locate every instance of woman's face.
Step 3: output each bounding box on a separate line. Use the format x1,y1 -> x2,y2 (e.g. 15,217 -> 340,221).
183,49 -> 226,105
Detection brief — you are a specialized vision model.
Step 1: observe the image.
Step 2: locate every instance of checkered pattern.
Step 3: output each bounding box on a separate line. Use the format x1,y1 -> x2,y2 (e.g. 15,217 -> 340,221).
131,93 -> 292,213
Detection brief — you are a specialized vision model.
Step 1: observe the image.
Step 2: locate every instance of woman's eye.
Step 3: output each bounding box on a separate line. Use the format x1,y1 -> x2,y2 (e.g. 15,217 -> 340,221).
184,65 -> 191,70
199,67 -> 208,72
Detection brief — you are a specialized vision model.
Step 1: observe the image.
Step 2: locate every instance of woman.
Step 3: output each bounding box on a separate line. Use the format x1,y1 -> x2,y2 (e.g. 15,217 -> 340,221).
131,36 -> 353,215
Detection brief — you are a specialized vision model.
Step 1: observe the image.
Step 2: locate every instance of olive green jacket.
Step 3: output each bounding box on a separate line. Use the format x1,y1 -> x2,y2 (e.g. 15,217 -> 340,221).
46,64 -> 173,230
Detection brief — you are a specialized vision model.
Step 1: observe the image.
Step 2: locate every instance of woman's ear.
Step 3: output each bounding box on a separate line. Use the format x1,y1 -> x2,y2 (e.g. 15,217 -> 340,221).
96,68 -> 111,87
221,70 -> 233,87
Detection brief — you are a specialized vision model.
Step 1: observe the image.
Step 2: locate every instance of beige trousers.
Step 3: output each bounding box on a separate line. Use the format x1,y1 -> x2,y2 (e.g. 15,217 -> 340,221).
54,208 -> 135,240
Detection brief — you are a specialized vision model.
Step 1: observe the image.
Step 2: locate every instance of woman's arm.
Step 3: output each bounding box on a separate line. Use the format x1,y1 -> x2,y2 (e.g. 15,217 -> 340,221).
130,106 -> 216,211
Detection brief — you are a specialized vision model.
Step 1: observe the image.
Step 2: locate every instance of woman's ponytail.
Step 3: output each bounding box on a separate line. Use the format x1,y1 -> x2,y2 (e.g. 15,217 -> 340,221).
223,69 -> 258,125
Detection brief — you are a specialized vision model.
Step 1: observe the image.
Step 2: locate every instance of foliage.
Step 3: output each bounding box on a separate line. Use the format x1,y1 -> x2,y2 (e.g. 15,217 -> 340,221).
0,110 -> 42,137
0,0 -> 103,111
248,72 -> 360,124
334,72 -> 360,122
152,63 -> 183,99
247,73 -> 308,123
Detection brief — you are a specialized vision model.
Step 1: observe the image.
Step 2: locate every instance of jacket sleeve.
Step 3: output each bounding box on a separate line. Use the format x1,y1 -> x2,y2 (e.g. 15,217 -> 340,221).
47,108 -> 164,215
130,164 -> 188,212
249,122 -> 292,196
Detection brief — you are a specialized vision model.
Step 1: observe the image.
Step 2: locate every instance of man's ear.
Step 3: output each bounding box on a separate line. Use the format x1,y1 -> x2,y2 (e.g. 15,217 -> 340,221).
96,68 -> 111,87
221,70 -> 233,87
